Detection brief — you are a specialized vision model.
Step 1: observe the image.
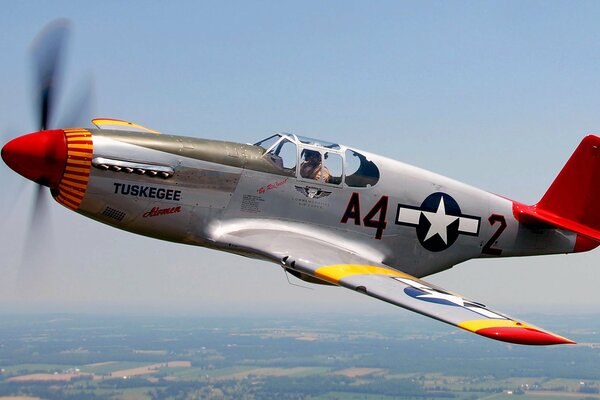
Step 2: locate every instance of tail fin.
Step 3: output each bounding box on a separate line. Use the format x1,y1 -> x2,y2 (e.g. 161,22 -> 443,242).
513,135 -> 600,246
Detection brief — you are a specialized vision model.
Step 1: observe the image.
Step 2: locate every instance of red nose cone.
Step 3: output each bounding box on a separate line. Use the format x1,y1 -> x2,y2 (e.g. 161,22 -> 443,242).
1,129 -> 67,188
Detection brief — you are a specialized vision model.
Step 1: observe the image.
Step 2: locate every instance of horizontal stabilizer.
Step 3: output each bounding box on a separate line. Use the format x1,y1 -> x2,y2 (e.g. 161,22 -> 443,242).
514,135 -> 600,246
514,202 -> 600,241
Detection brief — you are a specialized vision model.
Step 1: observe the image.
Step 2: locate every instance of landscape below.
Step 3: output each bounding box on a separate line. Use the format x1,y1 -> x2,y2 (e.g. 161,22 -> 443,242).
0,313 -> 599,400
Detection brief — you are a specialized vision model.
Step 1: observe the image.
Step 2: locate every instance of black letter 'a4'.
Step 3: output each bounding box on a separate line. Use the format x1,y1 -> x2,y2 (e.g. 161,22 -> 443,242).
341,192 -> 361,225
363,196 -> 388,240
341,193 -> 388,239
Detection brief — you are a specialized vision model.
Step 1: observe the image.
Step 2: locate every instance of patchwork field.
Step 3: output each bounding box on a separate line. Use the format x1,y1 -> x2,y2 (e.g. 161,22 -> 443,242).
1,314 -> 599,399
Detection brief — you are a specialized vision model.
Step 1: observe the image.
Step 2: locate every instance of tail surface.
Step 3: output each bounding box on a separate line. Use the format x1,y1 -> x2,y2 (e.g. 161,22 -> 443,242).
513,135 -> 600,250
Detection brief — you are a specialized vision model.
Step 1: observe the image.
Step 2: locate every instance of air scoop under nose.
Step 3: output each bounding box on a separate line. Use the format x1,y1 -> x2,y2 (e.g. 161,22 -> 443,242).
1,129 -> 67,188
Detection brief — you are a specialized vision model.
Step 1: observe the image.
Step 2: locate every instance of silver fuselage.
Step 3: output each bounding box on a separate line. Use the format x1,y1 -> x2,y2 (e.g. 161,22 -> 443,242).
66,129 -> 575,279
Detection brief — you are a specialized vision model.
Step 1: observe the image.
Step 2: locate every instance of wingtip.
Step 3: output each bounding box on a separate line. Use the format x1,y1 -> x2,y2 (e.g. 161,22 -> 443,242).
476,327 -> 575,346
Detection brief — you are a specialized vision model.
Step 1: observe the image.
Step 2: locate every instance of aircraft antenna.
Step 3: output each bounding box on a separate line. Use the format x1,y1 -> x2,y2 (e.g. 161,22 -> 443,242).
281,266 -> 313,290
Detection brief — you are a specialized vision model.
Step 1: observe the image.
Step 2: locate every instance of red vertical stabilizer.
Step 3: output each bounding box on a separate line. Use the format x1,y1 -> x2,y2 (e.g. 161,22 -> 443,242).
513,135 -> 600,249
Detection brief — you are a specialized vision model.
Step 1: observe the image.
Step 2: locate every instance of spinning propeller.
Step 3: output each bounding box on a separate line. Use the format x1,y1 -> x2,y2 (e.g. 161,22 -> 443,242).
1,19 -> 89,294
3,19 -> 70,187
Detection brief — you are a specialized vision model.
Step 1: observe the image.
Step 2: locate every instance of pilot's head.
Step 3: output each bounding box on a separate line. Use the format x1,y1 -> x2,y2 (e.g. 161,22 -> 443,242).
302,149 -> 320,164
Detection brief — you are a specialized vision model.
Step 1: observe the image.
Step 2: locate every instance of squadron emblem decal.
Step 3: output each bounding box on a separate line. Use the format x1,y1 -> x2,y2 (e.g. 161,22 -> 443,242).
295,185 -> 332,199
395,192 -> 480,252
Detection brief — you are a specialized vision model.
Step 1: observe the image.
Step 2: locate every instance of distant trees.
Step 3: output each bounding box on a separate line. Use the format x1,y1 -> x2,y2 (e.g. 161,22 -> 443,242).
579,385 -> 600,394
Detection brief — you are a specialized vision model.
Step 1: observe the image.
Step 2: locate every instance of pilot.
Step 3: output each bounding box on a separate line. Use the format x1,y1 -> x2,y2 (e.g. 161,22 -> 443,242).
300,149 -> 330,182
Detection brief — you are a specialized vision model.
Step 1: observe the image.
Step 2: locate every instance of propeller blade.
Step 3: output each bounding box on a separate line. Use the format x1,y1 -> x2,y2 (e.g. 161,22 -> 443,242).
31,184 -> 49,221
17,184 -> 55,298
56,74 -> 95,129
12,19 -> 73,300
31,19 -> 70,130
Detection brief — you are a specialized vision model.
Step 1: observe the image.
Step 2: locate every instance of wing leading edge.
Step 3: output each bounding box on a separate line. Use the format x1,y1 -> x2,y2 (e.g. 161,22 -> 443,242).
217,224 -> 574,346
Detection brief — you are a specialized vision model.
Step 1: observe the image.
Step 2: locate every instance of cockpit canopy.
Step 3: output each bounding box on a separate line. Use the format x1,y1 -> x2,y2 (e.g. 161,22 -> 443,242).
254,133 -> 379,187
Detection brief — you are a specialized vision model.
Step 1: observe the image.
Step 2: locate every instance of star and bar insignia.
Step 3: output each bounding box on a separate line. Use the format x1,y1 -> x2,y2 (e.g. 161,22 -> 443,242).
396,192 -> 480,252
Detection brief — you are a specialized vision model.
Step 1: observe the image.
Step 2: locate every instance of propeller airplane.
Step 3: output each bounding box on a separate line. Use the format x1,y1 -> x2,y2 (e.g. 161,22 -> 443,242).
3,20 -> 599,346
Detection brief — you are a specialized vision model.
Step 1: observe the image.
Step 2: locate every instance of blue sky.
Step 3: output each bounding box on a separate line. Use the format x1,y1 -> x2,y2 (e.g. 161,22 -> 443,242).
1,1 -> 600,316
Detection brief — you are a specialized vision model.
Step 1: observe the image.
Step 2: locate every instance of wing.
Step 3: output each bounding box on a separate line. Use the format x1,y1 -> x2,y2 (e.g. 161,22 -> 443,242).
217,224 -> 574,346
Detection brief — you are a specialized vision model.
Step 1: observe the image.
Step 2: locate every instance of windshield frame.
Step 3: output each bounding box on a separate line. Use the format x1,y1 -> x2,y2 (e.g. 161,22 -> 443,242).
252,133 -> 379,188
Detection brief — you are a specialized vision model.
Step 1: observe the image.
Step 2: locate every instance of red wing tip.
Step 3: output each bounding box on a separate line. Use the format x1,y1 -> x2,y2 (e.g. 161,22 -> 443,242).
476,327 -> 575,346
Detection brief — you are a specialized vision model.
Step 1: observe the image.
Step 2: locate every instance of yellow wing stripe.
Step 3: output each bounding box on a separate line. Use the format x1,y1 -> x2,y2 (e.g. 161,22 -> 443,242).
314,264 -> 413,285
458,319 -> 535,332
